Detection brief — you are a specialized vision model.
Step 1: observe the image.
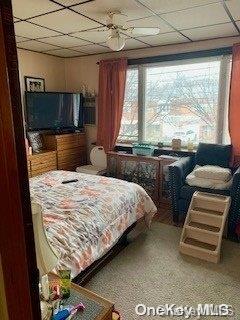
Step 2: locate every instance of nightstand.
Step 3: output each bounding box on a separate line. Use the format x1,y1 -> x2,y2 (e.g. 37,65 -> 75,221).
49,273 -> 114,320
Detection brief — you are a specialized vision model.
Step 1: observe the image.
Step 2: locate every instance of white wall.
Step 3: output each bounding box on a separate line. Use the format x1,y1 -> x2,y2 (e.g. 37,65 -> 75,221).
17,49 -> 66,97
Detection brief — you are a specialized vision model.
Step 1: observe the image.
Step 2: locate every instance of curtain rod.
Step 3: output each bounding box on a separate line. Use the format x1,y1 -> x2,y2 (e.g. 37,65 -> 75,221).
128,47 -> 232,65
96,46 -> 232,66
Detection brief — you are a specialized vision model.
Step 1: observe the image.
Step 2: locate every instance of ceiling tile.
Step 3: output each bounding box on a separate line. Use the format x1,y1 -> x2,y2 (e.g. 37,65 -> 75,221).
162,3 -> 230,30
17,40 -> 60,52
72,29 -> 110,43
125,16 -> 174,33
40,35 -> 90,47
225,0 -> 240,21
14,21 -> 61,38
72,0 -> 151,25
53,0 -> 92,5
236,20 -> 240,29
73,44 -> 112,54
183,23 -> 238,41
15,36 -> 30,42
137,32 -> 189,46
12,0 -> 62,19
137,0 -> 219,14
45,48 -> 81,57
123,38 -> 150,50
29,10 -> 101,33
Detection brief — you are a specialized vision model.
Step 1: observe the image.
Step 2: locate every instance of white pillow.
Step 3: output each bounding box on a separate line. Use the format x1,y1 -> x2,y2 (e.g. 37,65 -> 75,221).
186,170 -> 232,190
194,165 -> 231,182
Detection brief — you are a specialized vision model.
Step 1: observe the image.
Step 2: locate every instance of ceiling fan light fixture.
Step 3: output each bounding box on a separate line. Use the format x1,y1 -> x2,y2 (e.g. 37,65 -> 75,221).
106,30 -> 125,51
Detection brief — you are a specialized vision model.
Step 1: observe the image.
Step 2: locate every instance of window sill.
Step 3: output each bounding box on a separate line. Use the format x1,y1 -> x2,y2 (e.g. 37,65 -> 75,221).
115,143 -> 196,155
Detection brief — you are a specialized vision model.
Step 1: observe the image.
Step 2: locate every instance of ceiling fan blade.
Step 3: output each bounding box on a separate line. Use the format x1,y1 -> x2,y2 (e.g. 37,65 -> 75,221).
106,11 -> 128,26
128,27 -> 160,36
86,27 -> 108,32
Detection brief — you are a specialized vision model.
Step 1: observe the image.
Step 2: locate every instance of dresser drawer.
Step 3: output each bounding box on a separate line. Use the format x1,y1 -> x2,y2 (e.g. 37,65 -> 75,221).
30,151 -> 56,165
56,134 -> 86,151
31,164 -> 57,177
31,160 -> 57,172
29,151 -> 57,176
58,148 -> 86,165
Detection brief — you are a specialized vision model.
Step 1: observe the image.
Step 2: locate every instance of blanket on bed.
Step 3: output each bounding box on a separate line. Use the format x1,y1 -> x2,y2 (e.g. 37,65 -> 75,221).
30,170 -> 157,277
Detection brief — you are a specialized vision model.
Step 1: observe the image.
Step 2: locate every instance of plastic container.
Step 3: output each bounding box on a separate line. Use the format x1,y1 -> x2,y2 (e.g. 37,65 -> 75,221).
132,143 -> 154,156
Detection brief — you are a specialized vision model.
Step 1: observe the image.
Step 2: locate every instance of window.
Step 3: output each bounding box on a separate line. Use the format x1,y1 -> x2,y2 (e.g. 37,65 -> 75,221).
118,68 -> 138,141
118,56 -> 231,146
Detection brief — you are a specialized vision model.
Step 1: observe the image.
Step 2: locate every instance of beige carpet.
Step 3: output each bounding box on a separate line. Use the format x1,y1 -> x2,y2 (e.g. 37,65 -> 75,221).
86,222 -> 240,319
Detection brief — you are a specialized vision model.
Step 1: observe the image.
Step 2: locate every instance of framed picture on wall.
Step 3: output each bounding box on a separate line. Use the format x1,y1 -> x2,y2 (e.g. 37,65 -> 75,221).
24,76 -> 45,92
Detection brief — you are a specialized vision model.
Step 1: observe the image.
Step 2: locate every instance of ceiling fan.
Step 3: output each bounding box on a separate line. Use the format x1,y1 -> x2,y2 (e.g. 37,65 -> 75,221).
96,11 -> 160,51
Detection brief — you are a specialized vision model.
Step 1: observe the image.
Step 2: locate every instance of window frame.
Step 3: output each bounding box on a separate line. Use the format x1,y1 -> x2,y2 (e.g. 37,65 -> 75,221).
118,54 -> 232,147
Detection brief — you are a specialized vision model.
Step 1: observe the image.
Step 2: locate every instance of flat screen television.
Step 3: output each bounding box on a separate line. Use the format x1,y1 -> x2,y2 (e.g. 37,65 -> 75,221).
25,91 -> 84,132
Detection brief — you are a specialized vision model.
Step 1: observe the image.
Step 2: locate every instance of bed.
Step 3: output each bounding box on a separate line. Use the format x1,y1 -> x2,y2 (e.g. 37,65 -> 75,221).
30,170 -> 157,281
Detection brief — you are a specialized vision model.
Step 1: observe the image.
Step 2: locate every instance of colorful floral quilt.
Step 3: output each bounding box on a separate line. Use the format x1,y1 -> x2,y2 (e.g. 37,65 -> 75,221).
30,170 -> 157,277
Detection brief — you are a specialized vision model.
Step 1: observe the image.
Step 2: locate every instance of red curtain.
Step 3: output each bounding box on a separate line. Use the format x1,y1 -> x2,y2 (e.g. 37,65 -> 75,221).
97,58 -> 127,152
229,44 -> 240,166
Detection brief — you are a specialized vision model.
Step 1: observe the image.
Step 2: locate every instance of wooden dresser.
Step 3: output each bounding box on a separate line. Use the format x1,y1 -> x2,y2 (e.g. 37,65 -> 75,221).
43,132 -> 87,171
28,150 -> 57,177
28,132 -> 87,177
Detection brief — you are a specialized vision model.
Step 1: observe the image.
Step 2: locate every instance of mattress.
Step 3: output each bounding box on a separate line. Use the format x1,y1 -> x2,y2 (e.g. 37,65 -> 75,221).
30,170 -> 157,277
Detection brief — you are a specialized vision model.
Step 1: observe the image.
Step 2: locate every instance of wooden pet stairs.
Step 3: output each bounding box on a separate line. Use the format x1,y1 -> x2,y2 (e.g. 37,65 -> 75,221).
179,191 -> 230,263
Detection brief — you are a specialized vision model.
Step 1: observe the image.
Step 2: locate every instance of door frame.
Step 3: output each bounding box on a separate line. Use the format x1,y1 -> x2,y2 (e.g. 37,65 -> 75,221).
0,1 -> 41,319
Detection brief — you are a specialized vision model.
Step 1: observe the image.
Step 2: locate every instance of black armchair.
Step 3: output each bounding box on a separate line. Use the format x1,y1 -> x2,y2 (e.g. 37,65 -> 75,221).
169,143 -> 240,241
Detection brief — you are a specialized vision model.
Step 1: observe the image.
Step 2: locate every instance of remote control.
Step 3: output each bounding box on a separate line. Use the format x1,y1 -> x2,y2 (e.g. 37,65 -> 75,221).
62,179 -> 78,184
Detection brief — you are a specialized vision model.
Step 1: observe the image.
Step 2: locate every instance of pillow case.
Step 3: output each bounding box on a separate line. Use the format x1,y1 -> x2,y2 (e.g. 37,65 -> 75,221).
194,165 -> 231,182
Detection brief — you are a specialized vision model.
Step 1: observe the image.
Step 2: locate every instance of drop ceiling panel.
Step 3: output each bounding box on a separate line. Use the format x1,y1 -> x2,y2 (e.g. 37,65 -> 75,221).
15,36 -> 30,42
12,0 -> 62,19
46,48 -> 81,57
123,38 -> 150,50
162,3 -> 230,30
29,10 -> 101,33
17,40 -> 60,52
41,35 -> 90,47
73,44 -> 112,54
12,0 -> 240,57
72,0 -> 151,24
53,0 -> 93,6
137,32 -> 189,46
14,21 -> 61,38
236,20 -> 240,29
183,23 -> 238,41
72,29 -> 110,43
137,0 -> 219,14
225,0 -> 240,21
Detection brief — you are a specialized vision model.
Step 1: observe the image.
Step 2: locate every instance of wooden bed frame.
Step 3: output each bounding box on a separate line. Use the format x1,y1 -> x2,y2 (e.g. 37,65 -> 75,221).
73,222 -> 137,286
